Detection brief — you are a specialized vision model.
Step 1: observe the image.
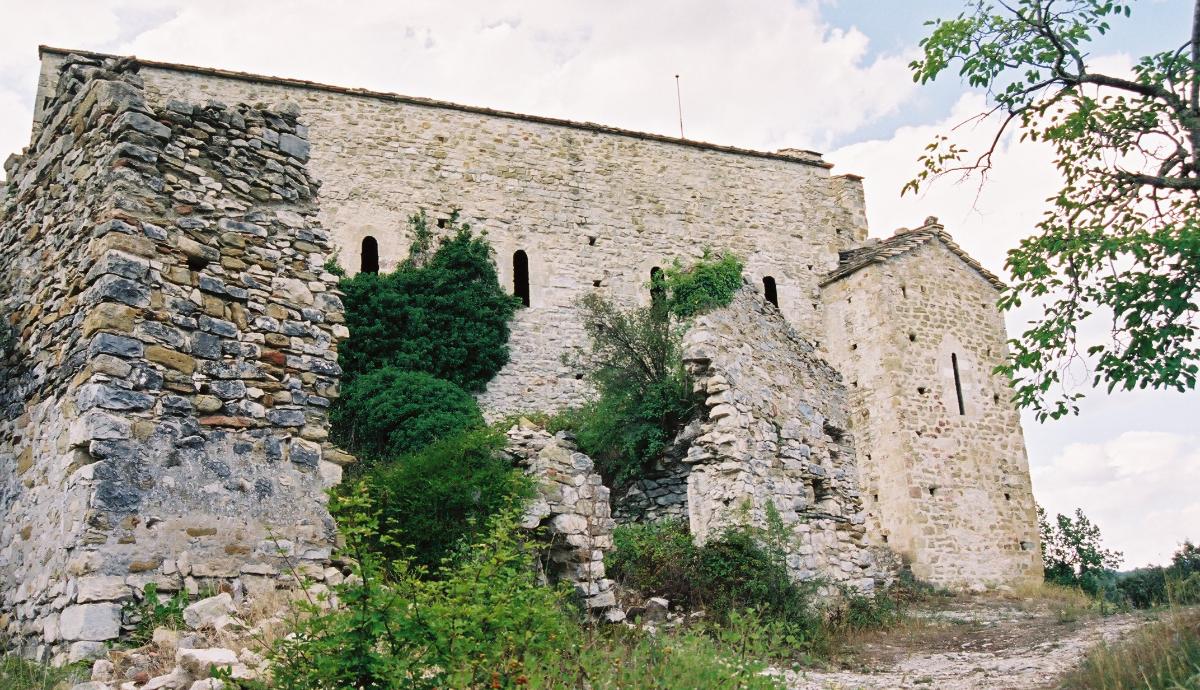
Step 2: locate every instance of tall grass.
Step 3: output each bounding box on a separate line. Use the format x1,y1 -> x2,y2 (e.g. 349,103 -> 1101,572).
1059,607 -> 1200,689
0,654 -> 87,690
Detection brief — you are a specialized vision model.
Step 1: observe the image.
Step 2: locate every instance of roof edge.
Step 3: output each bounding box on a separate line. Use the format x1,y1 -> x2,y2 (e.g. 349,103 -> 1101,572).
39,45 -> 834,170
819,222 -> 1007,291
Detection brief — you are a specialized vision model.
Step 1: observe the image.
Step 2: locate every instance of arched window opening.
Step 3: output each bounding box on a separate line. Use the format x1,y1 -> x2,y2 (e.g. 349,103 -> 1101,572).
951,353 -> 966,416
763,276 -> 778,307
513,250 -> 530,307
360,236 -> 379,274
650,266 -> 666,308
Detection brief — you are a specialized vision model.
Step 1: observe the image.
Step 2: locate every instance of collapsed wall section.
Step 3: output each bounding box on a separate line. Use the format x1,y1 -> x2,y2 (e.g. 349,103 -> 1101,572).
677,287 -> 883,590
0,55 -> 347,660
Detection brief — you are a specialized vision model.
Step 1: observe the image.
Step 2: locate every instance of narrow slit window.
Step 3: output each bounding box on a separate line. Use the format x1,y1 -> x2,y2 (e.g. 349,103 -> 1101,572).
650,266 -> 666,308
951,353 -> 966,415
513,250 -> 530,307
360,236 -> 379,274
763,276 -> 778,307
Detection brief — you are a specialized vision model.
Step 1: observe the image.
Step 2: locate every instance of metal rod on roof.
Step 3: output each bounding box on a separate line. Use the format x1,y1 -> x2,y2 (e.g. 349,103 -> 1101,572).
675,74 -> 684,139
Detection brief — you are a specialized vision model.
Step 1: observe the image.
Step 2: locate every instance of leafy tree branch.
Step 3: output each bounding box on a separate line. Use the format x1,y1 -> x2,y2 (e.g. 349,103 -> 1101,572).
909,0 -> 1200,420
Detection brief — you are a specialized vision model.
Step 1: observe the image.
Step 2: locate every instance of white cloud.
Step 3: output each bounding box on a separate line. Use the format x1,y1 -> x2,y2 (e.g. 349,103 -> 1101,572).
0,0 -> 917,171
1033,431 -> 1200,568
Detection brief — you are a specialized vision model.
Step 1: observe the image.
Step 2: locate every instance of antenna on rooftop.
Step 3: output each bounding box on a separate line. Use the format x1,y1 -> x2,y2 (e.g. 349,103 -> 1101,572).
675,74 -> 684,139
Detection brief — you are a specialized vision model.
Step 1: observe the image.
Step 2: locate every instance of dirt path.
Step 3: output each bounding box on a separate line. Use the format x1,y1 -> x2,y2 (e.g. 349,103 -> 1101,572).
779,596 -> 1154,690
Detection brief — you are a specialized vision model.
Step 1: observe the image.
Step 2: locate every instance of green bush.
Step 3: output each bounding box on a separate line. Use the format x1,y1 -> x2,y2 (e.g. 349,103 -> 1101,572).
569,368 -> 696,486
1117,567 -> 1169,609
607,519 -> 699,603
662,250 -> 744,319
564,252 -> 743,485
606,520 -> 824,647
273,488 -> 790,690
568,292 -> 699,485
271,489 -> 581,690
349,427 -> 531,572
1115,540 -> 1200,609
330,367 -> 482,462
337,218 -> 520,392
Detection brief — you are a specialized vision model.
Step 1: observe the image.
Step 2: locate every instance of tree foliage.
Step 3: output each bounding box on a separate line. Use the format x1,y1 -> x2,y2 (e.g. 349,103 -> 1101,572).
910,0 -> 1200,420
330,367 -> 484,463
563,252 -> 743,484
1038,505 -> 1123,594
353,427 -> 531,572
338,214 -> 521,392
661,250 -> 745,319
566,292 -> 699,485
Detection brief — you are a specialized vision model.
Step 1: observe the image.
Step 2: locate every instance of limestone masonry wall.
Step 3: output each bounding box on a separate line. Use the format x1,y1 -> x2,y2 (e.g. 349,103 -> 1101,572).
821,229 -> 1042,589
0,55 -> 348,661
679,287 -> 881,590
6,48 -> 1045,626
36,49 -> 870,417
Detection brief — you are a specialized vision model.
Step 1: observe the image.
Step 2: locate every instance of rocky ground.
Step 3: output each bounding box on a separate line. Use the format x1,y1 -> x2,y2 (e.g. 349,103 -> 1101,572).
781,595 -> 1155,690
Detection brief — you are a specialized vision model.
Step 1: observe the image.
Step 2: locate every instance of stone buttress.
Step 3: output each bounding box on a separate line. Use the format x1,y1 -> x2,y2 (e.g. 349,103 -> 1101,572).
0,55 -> 348,660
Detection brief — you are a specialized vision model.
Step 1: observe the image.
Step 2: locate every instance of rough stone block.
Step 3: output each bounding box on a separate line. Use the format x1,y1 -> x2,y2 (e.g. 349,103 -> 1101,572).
75,576 -> 130,603
59,603 -> 121,641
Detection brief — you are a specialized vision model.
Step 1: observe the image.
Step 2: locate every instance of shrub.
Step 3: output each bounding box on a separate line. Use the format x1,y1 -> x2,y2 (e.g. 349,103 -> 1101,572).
330,367 -> 482,462
1117,566 -> 1169,609
662,249 -> 744,319
271,489 -> 579,690
606,519 -> 823,648
351,427 -> 531,571
607,519 -> 700,604
337,217 -> 521,392
1116,540 -> 1200,609
693,526 -> 820,632
569,292 -> 699,485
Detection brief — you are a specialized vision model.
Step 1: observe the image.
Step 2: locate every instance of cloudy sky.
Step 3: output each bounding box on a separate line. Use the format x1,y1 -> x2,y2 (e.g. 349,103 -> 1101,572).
1,0 -> 1195,567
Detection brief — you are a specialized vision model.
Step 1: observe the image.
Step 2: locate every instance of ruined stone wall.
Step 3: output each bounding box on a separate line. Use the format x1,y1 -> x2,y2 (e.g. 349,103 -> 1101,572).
680,287 -> 880,590
821,237 -> 1041,589
0,55 -> 347,660
507,425 -> 619,616
36,49 -> 869,418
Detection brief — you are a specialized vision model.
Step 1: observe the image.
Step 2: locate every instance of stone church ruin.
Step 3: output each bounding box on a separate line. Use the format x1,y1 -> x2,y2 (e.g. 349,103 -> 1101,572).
0,48 -> 1042,658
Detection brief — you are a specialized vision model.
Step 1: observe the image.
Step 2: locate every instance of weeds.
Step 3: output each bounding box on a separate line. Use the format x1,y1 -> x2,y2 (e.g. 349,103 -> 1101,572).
0,653 -> 87,690
123,583 -> 189,647
1059,607 -> 1200,689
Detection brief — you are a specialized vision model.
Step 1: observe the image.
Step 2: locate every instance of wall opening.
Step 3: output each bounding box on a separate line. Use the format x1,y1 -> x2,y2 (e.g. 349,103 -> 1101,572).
951,353 -> 966,415
650,266 -> 666,308
763,276 -> 778,307
360,236 -> 379,274
513,250 -> 531,307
